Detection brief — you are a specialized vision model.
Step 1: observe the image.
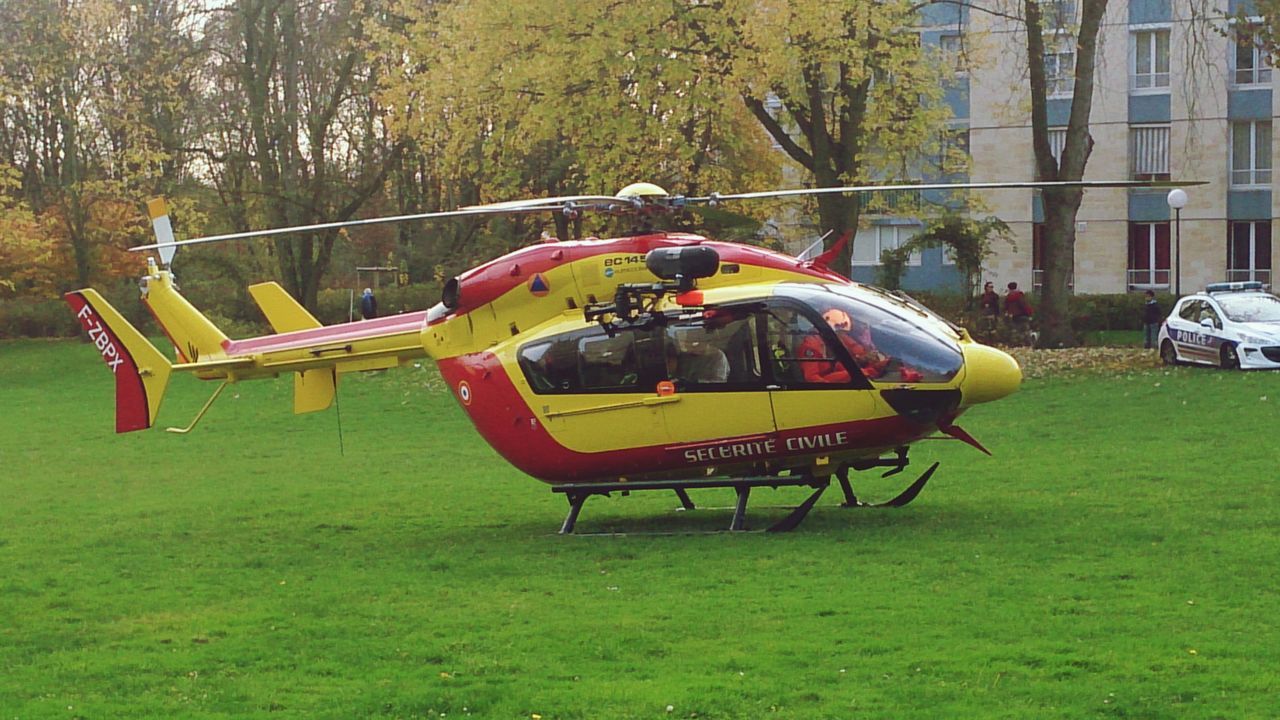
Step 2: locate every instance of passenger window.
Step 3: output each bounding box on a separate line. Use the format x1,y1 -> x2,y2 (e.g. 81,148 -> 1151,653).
519,326 -> 663,393
1178,301 -> 1200,322
579,333 -> 639,389
519,339 -> 578,392
663,310 -> 762,389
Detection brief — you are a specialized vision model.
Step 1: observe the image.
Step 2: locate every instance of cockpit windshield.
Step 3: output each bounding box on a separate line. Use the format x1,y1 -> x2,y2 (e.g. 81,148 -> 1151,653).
782,285 -> 963,384
1216,293 -> 1280,323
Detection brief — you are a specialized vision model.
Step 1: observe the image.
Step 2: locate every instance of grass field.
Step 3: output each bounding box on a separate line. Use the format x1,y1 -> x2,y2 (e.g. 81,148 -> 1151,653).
2,339 -> 1278,719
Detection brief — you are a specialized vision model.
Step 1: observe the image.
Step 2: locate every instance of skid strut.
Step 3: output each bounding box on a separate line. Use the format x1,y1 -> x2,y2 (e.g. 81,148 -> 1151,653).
552,475 -> 830,534
837,455 -> 940,508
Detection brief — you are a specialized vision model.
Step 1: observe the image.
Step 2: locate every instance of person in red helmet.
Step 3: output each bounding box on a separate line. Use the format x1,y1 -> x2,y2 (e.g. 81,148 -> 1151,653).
797,307 -> 889,382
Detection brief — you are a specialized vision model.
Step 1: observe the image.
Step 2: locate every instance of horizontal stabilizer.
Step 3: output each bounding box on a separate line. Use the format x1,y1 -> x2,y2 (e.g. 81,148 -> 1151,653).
66,289 -> 173,433
248,282 -> 322,333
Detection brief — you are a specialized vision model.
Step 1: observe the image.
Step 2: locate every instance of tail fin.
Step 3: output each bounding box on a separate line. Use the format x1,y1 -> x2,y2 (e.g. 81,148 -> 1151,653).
141,258 -> 229,363
65,289 -> 173,433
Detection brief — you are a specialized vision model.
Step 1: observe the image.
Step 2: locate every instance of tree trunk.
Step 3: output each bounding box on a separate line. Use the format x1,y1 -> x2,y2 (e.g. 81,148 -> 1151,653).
815,193 -> 861,273
1039,187 -> 1082,346
1024,0 -> 1107,347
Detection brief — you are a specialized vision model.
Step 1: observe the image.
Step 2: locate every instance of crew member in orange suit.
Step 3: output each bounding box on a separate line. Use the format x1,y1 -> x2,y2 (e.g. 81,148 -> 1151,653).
797,308 -> 889,383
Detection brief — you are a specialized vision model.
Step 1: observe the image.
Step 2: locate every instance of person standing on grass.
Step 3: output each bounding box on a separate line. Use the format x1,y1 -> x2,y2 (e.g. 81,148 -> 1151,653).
1142,289 -> 1162,349
978,281 -> 1000,341
360,287 -> 378,320
1003,282 -> 1033,345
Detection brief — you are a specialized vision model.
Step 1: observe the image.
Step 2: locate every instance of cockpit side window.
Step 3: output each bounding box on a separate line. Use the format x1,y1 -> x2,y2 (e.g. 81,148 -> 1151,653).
762,303 -> 870,389
777,287 -> 963,384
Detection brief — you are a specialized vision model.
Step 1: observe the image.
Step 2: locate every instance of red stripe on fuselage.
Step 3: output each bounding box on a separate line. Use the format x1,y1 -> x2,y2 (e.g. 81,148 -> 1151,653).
436,352 -> 928,484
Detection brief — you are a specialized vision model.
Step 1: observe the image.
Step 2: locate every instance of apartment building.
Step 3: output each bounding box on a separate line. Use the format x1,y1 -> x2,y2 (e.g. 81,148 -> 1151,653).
851,0 -> 1273,295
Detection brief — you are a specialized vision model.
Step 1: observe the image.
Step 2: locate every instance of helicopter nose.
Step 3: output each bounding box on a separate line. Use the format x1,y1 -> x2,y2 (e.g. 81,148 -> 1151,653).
958,343 -> 1022,407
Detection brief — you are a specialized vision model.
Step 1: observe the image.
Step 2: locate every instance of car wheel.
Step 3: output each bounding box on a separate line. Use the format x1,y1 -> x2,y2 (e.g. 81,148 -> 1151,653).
1220,342 -> 1240,370
1160,340 -> 1179,366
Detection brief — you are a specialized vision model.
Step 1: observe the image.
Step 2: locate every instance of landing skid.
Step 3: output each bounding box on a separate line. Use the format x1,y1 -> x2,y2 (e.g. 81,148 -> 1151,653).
836,446 -> 939,508
551,475 -> 830,534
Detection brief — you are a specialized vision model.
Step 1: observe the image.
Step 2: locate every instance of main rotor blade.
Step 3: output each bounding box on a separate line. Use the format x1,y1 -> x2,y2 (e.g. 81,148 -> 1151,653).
459,195 -> 627,210
686,179 -> 1206,204
128,203 -> 580,253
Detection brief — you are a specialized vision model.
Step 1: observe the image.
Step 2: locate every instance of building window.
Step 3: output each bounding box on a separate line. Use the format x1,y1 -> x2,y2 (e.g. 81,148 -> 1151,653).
1130,125 -> 1170,180
1049,128 -> 1070,165
1233,31 -> 1272,86
1231,121 -> 1272,187
1039,126 -> 1070,170
938,125 -> 969,176
1032,224 -> 1045,291
1041,0 -> 1077,29
1132,29 -> 1171,91
1128,222 -> 1171,290
764,95 -> 784,150
1228,221 -> 1272,285
1032,223 -> 1074,292
1043,37 -> 1076,97
852,225 -> 922,267
939,33 -> 965,74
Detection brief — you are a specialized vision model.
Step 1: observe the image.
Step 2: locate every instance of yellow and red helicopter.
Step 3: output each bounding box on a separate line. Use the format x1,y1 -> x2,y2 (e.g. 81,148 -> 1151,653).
66,180 -> 1183,532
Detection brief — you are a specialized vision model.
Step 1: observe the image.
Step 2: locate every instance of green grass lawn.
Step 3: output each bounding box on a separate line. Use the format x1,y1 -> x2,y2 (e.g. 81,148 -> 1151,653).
2,339 -> 1278,719
1083,330 -> 1144,347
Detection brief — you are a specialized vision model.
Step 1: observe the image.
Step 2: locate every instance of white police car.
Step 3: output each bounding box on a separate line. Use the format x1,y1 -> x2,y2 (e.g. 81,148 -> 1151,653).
1158,281 -> 1280,369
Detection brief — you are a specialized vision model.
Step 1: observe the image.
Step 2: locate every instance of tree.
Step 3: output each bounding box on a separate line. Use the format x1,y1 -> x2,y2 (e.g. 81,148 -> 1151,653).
378,0 -> 780,254
0,164 -> 51,297
729,0 -> 954,271
0,0 -> 171,291
1023,0 -> 1108,347
198,0 -> 403,309
876,213 -> 1011,298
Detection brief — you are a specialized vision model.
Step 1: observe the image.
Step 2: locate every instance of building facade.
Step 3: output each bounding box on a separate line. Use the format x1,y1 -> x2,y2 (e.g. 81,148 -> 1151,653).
852,0 -> 1273,296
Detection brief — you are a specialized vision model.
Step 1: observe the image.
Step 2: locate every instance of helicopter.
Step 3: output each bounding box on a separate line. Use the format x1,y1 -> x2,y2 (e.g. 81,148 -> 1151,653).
66,179 -> 1192,532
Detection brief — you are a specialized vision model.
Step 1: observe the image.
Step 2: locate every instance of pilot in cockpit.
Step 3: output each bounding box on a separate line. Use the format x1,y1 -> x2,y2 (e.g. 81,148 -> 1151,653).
797,307 -> 888,382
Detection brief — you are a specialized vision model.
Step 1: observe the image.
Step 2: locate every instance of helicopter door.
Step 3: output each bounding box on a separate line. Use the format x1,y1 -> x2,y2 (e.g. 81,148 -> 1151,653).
760,301 -> 884,455
655,309 -> 777,459
517,325 -> 672,453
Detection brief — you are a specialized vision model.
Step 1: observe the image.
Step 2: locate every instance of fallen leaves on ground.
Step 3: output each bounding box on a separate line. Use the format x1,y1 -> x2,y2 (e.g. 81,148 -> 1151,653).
1003,346 -> 1163,380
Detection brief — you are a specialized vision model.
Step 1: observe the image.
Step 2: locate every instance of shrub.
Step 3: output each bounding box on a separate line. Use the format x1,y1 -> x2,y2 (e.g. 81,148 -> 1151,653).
0,297 -> 80,338
1068,292 -> 1176,333
316,284 -> 443,324
0,279 -> 153,339
902,290 -> 1174,346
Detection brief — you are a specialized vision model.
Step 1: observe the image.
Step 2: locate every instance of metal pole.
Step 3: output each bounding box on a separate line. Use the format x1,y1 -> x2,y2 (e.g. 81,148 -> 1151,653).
1175,207 -> 1181,297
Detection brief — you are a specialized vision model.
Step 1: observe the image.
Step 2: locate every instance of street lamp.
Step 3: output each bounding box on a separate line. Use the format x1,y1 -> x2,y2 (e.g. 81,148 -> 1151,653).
1167,188 -> 1188,297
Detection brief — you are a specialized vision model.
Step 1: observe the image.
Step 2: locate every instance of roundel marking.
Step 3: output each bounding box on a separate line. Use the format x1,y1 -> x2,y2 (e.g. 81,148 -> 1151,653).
604,267 -> 615,278
458,380 -> 473,406
528,273 -> 550,297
